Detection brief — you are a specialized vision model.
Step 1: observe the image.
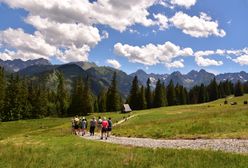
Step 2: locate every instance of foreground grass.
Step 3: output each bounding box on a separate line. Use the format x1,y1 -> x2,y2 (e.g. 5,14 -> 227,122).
0,97 -> 248,167
114,95 -> 248,139
0,119 -> 248,168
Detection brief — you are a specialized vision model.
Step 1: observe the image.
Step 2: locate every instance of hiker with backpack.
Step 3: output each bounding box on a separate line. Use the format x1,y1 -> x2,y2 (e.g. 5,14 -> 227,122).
97,116 -> 102,132
101,117 -> 109,140
74,115 -> 80,135
107,117 -> 113,137
81,117 -> 87,136
89,117 -> 97,136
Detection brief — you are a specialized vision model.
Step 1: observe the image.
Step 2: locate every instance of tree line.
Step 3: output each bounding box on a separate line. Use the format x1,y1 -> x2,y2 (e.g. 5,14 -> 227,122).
126,76 -> 248,110
0,67 -> 248,121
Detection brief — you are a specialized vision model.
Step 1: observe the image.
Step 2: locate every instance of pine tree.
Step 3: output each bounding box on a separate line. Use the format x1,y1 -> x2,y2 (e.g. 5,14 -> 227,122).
94,99 -> 99,112
68,79 -> 83,116
199,84 -> 206,103
106,72 -> 121,112
234,80 -> 244,97
98,90 -> 107,112
0,67 -> 5,120
82,77 -> 93,115
128,76 -> 140,110
145,78 -> 153,109
139,85 -> 147,109
167,80 -> 176,106
56,72 -> 68,116
179,86 -> 187,105
153,80 -> 166,108
208,78 -> 219,101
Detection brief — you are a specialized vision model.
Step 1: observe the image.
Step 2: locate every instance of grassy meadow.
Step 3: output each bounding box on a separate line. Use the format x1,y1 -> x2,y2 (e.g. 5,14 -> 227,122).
113,95 -> 248,139
0,95 -> 248,167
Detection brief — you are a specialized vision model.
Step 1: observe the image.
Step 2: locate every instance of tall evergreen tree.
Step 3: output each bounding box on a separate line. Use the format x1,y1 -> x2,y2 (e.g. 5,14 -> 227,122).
139,85 -> 147,109
98,90 -> 107,112
208,78 -> 219,101
128,76 -> 140,110
179,86 -> 187,105
199,84 -> 207,103
167,80 -> 176,106
82,77 -> 93,115
67,79 -> 84,116
153,80 -> 166,108
234,80 -> 244,97
106,72 -> 121,112
0,67 -> 5,120
56,72 -> 68,116
145,78 -> 153,109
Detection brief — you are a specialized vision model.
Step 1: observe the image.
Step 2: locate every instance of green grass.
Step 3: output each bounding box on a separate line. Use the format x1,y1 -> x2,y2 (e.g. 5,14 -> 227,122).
0,96 -> 248,167
113,95 -> 248,139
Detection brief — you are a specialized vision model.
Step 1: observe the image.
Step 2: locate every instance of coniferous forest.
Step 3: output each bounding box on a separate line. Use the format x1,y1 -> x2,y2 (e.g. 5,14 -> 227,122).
0,66 -> 248,121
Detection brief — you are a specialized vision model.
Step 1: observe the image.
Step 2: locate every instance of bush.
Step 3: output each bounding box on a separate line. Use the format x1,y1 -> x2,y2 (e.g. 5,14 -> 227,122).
244,101 -> 248,105
224,100 -> 228,105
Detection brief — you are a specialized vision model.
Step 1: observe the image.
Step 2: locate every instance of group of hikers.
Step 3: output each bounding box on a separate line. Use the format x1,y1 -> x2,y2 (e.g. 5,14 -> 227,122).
71,116 -> 113,140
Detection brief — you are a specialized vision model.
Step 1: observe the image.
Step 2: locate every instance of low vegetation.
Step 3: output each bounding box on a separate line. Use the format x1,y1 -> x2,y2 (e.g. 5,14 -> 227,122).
114,95 -> 248,139
1,114 -> 248,167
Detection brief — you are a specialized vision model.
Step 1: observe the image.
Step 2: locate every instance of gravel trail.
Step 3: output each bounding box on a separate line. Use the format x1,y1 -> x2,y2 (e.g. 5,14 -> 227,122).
81,115 -> 248,154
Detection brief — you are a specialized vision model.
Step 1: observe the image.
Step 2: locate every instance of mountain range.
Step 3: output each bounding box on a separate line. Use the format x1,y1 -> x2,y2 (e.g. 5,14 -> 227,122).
0,58 -> 248,97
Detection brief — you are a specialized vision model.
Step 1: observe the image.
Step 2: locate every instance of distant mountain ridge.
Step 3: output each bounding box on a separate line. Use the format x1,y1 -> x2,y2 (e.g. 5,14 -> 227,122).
0,58 -> 248,96
0,58 -> 51,72
131,69 -> 248,89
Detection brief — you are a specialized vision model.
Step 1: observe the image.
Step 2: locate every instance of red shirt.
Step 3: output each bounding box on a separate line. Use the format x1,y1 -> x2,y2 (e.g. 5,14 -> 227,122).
102,120 -> 109,128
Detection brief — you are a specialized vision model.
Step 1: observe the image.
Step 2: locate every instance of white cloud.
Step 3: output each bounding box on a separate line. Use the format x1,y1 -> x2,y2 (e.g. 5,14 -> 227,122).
170,12 -> 226,38
106,59 -> 121,69
171,0 -> 197,9
165,59 -> 184,68
0,28 -> 57,60
195,56 -> 223,67
233,55 -> 248,65
153,13 -> 169,30
114,41 -> 193,68
101,30 -> 109,39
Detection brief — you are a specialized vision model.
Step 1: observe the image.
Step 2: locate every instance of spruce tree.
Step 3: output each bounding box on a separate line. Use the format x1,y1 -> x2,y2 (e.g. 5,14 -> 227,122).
153,80 -> 166,107
82,77 -> 93,115
106,72 -> 121,112
128,76 -> 140,110
167,80 -> 176,106
179,86 -> 187,105
0,67 -> 5,120
139,85 -> 147,109
98,90 -> 107,112
208,78 -> 219,101
56,72 -> 68,116
234,80 -> 244,97
199,84 -> 206,103
145,78 -> 153,109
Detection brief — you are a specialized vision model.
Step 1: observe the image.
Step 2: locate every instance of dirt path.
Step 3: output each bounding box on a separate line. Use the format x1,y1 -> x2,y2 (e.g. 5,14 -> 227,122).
81,115 -> 248,154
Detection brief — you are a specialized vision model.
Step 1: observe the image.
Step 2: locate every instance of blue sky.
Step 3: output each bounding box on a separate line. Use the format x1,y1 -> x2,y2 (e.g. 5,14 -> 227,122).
0,0 -> 248,74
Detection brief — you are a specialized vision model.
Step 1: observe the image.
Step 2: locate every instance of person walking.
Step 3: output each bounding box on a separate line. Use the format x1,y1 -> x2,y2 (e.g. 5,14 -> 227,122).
101,117 -> 109,140
90,117 -> 97,136
97,116 -> 102,132
81,117 -> 87,136
74,115 -> 80,135
107,117 -> 113,137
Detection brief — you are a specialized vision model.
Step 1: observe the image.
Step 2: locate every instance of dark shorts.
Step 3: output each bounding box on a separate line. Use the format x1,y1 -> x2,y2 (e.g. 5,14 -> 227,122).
108,127 -> 112,131
74,125 -> 79,129
102,127 -> 107,133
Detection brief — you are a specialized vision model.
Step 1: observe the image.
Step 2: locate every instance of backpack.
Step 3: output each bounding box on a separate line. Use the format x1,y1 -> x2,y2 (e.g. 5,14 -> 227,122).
108,120 -> 112,128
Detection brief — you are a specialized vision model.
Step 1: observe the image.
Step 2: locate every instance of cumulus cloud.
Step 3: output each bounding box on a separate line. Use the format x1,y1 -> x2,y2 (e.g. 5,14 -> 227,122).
195,56 -> 223,67
0,28 -> 57,60
153,13 -> 169,30
106,59 -> 121,69
171,0 -> 197,9
170,12 -> 226,38
233,55 -> 248,65
114,41 -> 193,68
